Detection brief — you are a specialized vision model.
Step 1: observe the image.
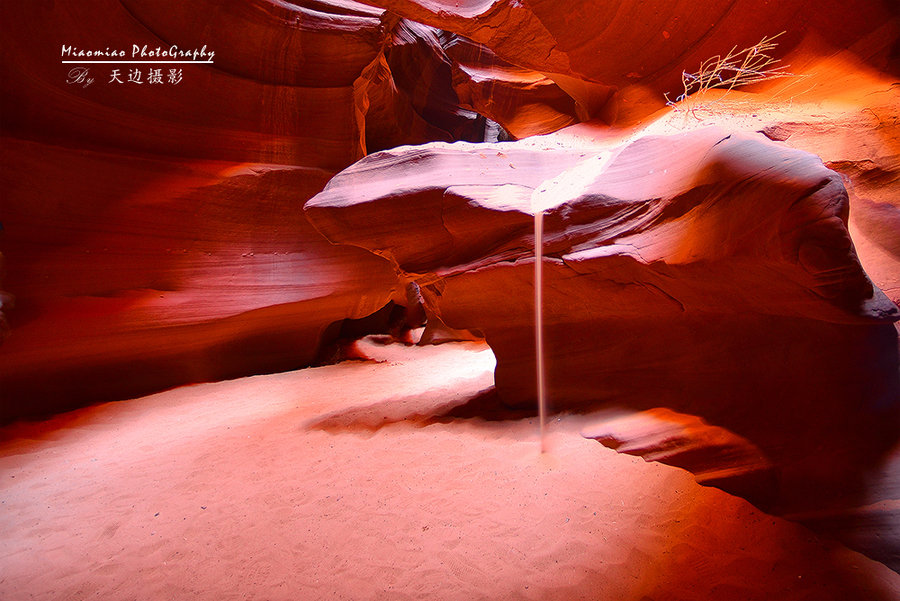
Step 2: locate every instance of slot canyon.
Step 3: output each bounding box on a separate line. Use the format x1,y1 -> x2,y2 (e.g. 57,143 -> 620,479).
1,1 -> 899,599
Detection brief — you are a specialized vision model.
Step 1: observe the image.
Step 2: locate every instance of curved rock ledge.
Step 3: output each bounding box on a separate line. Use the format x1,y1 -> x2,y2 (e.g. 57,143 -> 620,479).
306,127 -> 900,495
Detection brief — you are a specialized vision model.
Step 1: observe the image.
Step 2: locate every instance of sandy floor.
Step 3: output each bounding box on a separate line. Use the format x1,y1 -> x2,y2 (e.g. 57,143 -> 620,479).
1,338 -> 898,601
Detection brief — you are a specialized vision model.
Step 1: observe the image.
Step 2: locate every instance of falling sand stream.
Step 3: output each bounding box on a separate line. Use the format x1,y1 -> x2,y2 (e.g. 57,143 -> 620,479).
531,149 -> 615,452
534,209 -> 548,452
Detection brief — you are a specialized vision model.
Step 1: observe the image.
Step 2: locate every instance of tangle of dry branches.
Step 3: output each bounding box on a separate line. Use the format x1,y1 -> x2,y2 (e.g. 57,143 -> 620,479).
666,33 -> 794,114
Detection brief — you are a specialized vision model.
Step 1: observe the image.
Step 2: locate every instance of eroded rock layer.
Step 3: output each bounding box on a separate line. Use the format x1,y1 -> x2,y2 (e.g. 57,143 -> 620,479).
305,127 -> 900,497
0,138 -> 398,421
581,408 -> 778,508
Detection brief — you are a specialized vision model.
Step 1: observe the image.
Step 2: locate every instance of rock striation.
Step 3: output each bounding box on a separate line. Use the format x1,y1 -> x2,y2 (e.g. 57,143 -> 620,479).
0,138 -> 398,421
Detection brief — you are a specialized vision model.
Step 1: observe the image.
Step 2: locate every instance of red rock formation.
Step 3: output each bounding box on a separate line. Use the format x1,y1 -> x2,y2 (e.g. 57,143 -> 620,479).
0,0 -> 491,167
0,138 -> 400,421
306,127 -> 895,321
443,35 -> 579,138
0,0 -> 898,581
357,0 -> 898,123
551,52 -> 900,318
581,408 -> 777,508
0,0 -> 499,420
305,127 -> 900,501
